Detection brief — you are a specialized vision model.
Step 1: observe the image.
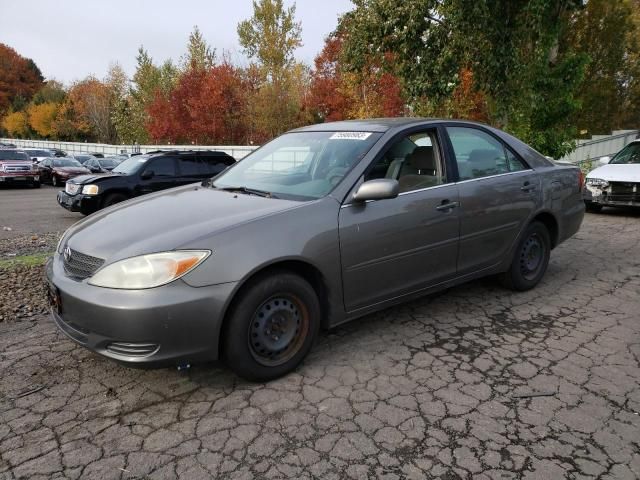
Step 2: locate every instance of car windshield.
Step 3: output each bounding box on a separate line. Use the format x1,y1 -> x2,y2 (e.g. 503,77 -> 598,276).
113,155 -> 149,174
53,158 -> 83,167
610,143 -> 640,164
99,159 -> 120,168
213,131 -> 382,200
0,150 -> 29,161
27,150 -> 53,157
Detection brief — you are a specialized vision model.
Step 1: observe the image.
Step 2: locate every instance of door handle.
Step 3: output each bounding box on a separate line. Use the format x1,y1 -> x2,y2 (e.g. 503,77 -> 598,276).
435,200 -> 460,212
521,181 -> 536,192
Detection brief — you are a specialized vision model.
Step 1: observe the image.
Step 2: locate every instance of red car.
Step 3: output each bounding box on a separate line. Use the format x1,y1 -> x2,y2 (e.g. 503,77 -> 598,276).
0,149 -> 40,187
37,157 -> 90,186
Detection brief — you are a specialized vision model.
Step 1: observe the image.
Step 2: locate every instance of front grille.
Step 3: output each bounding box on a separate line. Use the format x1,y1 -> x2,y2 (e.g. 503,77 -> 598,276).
65,183 -> 81,195
62,248 -> 105,280
608,182 -> 640,203
106,342 -> 159,357
3,164 -> 32,172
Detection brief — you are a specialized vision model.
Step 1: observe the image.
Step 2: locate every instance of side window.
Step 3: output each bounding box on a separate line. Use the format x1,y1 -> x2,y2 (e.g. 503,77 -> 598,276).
365,130 -> 445,193
147,157 -> 176,177
446,127 -> 527,180
204,157 -> 231,175
179,156 -> 201,176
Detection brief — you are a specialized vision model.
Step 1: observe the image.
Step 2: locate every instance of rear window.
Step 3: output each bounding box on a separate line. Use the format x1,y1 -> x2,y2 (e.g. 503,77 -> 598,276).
0,150 -> 30,161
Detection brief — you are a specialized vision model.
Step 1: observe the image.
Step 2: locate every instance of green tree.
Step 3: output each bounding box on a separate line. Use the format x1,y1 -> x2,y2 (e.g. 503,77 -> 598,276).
32,80 -> 66,105
237,0 -> 305,139
340,0 -> 588,158
566,0 -> 637,136
181,26 -> 215,70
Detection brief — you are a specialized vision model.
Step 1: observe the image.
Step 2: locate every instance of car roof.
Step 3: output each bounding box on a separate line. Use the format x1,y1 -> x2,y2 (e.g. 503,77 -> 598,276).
290,117 -> 507,133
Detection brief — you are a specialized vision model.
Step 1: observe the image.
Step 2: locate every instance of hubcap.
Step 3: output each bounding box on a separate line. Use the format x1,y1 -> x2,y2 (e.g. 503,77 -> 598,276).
520,233 -> 544,280
248,295 -> 309,367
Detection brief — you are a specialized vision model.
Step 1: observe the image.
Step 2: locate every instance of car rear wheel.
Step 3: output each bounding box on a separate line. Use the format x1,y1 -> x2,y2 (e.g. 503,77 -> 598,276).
585,202 -> 603,213
102,193 -> 128,208
500,221 -> 551,292
222,271 -> 321,382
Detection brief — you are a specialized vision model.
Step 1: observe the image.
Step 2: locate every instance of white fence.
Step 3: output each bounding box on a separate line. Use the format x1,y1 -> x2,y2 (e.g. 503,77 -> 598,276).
0,138 -> 258,160
559,129 -> 639,164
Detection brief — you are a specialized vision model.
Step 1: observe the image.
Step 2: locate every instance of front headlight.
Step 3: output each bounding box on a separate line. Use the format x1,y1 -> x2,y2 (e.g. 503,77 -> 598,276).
586,178 -> 609,187
82,184 -> 99,195
88,250 -> 210,289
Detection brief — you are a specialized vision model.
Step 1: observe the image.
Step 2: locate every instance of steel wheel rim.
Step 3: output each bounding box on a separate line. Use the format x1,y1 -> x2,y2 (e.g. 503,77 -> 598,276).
248,294 -> 309,367
520,233 -> 544,280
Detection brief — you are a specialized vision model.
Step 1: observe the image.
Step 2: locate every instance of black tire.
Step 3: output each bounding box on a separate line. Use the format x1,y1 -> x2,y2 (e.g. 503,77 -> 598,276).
500,221 -> 551,292
102,193 -> 128,208
222,271 -> 321,382
51,175 -> 59,187
585,202 -> 603,213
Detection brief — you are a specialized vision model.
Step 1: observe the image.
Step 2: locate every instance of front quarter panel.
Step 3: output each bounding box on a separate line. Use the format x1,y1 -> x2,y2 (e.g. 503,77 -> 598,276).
181,197 -> 345,323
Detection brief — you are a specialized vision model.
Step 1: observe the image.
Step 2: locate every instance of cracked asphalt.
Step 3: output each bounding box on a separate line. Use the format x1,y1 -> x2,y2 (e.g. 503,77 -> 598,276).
1,210 -> 639,479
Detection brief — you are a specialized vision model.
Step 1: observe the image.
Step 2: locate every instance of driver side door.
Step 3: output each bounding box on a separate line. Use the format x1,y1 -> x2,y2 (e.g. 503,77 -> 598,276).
338,127 -> 460,312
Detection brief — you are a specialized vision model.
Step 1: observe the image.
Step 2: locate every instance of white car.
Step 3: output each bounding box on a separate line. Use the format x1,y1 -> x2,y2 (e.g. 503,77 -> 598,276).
584,139 -> 640,212
22,148 -> 54,164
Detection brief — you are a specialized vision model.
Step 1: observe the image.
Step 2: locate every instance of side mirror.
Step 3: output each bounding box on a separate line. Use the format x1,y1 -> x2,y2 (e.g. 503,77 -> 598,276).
598,156 -> 610,165
141,170 -> 154,180
352,179 -> 399,203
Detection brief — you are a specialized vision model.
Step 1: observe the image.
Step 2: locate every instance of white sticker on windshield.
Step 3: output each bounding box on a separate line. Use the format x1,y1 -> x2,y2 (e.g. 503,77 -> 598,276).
330,132 -> 372,140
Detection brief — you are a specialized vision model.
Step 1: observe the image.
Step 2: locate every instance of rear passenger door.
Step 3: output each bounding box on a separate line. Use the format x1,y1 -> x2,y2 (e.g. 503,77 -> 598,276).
444,125 -> 539,274
176,155 -> 203,185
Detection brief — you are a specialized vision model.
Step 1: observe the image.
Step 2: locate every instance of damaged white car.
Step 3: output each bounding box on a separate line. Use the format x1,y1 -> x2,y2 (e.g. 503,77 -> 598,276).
584,139 -> 640,212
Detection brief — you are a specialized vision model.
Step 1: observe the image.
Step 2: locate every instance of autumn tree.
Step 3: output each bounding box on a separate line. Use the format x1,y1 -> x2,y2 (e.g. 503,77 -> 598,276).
32,80 -> 66,105
307,32 -> 405,122
147,61 -> 249,144
1,111 -> 29,137
0,43 -> 44,114
27,102 -> 59,138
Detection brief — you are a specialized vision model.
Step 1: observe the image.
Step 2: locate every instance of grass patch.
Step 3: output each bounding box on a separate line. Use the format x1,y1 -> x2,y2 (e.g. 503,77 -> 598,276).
0,252 -> 52,269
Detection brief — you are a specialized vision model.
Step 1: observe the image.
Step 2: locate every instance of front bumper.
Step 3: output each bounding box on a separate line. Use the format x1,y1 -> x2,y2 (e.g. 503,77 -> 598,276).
0,173 -> 39,184
57,191 -> 100,214
46,255 -> 237,367
584,183 -> 640,207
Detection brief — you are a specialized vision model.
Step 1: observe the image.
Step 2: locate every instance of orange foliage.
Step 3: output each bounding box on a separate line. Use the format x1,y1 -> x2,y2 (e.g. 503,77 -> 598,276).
0,44 -> 43,113
147,62 -> 249,144
446,68 -> 489,121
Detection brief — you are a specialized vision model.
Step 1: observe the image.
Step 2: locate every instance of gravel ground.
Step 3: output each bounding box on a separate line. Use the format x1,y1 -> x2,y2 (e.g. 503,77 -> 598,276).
0,210 -> 639,479
0,233 -> 60,323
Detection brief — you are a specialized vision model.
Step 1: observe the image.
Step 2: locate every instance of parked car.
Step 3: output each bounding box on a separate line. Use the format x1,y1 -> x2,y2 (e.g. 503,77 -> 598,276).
0,149 -> 40,187
37,157 -> 91,186
83,157 -> 122,173
70,154 -> 97,164
48,148 -> 67,157
48,119 -> 585,381
584,139 -> 640,212
88,152 -> 105,158
0,141 -> 17,148
57,150 -> 236,215
23,148 -> 54,164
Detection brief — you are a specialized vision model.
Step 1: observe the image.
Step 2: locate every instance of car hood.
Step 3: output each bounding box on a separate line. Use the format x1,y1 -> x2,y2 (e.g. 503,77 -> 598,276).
55,167 -> 90,174
69,173 -> 118,183
64,184 -> 307,262
587,163 -> 640,182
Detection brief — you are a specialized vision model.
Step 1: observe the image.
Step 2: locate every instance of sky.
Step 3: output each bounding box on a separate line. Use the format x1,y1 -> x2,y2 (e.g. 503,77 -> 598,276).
0,0 -> 354,84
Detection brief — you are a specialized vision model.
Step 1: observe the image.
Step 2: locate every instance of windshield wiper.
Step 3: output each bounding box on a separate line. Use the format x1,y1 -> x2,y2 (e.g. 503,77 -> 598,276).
216,185 -> 277,198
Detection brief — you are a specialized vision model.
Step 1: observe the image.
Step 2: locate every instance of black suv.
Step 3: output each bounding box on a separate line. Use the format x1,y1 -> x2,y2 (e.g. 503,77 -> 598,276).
57,150 -> 236,215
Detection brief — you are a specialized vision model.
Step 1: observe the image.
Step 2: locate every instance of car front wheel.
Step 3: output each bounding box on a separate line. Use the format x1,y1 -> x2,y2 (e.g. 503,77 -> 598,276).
51,175 -> 59,187
500,221 -> 551,291
223,271 -> 321,382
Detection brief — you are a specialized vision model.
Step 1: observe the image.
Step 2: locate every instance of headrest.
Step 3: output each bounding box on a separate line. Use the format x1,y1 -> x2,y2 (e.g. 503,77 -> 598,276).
406,146 -> 435,170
